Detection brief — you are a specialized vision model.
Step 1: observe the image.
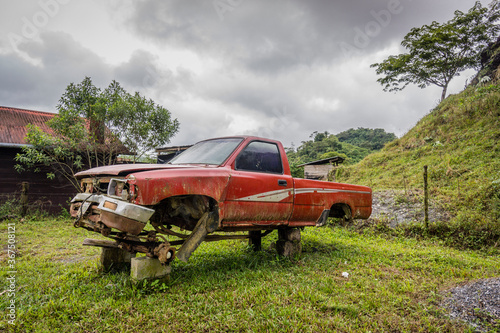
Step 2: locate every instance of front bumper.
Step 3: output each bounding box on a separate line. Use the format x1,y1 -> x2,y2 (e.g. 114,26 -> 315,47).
70,193 -> 155,235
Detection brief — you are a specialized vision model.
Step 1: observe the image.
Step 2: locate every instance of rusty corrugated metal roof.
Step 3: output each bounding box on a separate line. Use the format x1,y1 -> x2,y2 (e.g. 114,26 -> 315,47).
0,106 -> 56,145
297,156 -> 344,167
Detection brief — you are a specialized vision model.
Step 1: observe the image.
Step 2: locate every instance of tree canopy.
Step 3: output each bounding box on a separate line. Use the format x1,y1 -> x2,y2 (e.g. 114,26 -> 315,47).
15,77 -> 179,190
336,128 -> 397,151
371,1 -> 500,101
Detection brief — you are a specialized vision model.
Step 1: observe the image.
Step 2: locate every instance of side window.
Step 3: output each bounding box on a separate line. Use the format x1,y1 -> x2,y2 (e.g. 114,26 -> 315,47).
235,141 -> 283,174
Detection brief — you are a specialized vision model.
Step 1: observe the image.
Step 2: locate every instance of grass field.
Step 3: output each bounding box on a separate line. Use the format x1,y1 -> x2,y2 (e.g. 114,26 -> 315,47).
1,218 -> 499,332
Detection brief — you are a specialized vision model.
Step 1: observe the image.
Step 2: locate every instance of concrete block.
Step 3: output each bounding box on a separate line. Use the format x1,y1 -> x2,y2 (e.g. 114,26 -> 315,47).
100,247 -> 135,271
131,257 -> 171,282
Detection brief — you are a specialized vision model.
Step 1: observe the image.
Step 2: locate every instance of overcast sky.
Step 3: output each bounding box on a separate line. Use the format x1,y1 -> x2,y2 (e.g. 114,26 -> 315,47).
0,0 -> 487,148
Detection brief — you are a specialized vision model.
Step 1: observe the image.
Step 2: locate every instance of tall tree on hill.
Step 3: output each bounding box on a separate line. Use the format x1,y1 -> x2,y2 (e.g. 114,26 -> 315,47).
15,77 -> 179,190
371,1 -> 500,101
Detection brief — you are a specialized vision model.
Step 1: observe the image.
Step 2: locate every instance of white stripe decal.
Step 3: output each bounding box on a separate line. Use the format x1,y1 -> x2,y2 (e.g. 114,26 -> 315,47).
234,188 -> 370,202
295,188 -> 371,195
235,189 -> 293,202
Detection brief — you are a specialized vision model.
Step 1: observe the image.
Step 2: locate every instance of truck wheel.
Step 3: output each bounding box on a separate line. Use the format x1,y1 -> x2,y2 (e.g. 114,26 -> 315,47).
248,230 -> 262,251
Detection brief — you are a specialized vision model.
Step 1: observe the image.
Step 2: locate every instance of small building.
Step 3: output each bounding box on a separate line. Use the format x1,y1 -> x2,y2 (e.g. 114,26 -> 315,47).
0,106 -> 78,214
156,145 -> 192,164
298,156 -> 344,181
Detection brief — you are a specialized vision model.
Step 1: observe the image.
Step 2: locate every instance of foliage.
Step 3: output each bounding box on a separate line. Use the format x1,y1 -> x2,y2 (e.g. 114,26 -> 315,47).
285,148 -> 305,178
0,197 -> 21,220
15,77 -> 179,191
353,212 -> 500,251
371,1 -> 500,101
294,131 -> 345,161
105,84 -> 179,159
0,196 -> 49,221
336,128 -> 397,151
1,219 -> 498,332
403,211 -> 500,250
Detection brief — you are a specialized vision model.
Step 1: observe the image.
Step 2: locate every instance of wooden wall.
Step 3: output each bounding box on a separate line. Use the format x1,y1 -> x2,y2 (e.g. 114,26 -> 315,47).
303,164 -> 333,181
0,147 -> 77,215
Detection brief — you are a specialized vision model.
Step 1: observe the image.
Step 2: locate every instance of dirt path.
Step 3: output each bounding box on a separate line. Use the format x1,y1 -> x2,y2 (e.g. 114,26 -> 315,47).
369,190 -> 451,226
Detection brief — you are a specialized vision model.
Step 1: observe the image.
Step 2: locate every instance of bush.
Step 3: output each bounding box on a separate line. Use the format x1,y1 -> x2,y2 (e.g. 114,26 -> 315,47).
350,211 -> 500,251
0,197 -> 21,220
398,213 -> 500,250
0,196 -> 50,221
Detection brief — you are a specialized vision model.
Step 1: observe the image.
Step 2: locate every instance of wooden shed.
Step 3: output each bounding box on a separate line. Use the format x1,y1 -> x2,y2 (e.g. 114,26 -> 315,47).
298,156 -> 344,181
0,106 -> 77,214
156,145 -> 192,164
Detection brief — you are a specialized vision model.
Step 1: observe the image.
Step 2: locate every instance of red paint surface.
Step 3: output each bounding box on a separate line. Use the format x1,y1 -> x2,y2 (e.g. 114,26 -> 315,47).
77,136 -> 372,228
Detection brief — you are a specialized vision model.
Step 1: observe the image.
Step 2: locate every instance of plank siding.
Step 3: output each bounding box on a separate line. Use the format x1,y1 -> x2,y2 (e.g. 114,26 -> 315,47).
303,164 -> 333,181
0,147 -> 76,214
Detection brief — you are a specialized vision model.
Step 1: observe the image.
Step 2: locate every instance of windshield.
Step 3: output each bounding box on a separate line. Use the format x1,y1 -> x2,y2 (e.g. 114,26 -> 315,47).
169,138 -> 243,165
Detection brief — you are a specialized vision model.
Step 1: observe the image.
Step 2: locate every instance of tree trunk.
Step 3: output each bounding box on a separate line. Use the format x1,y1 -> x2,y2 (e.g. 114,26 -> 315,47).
441,84 -> 448,102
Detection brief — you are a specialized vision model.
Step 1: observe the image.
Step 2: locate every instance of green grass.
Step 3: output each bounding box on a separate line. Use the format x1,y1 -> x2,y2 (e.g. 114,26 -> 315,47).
1,218 -> 499,332
336,83 -> 500,248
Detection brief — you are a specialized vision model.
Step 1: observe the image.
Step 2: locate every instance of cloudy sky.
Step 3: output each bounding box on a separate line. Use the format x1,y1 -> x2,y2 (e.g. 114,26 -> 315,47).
0,0 -> 488,148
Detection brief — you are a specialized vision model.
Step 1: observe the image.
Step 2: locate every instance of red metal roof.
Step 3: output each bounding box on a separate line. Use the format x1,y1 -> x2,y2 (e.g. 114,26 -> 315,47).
0,106 -> 56,145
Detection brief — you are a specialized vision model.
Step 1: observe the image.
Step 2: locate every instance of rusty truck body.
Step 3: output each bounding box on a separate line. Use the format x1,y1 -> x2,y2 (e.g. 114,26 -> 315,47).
70,136 -> 372,264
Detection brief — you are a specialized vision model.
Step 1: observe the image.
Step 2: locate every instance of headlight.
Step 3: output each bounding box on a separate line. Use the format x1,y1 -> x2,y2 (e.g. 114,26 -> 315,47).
108,178 -> 129,201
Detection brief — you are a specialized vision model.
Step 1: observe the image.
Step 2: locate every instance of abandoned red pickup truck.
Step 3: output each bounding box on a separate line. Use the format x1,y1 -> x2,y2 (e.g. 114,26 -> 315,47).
70,136 -> 371,263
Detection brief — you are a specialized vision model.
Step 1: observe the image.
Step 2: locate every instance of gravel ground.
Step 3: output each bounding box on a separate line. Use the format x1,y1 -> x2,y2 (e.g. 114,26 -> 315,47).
369,190 -> 451,227
441,278 -> 500,332
370,190 -> 499,332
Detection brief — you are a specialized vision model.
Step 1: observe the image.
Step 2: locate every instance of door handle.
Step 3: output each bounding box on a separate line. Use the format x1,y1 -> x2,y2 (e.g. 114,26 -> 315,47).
278,179 -> 287,187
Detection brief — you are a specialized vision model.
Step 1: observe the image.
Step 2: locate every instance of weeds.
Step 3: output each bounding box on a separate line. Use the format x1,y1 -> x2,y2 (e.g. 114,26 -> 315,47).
0,197 -> 50,222
0,197 -> 21,221
1,218 -> 498,332
355,215 -> 500,253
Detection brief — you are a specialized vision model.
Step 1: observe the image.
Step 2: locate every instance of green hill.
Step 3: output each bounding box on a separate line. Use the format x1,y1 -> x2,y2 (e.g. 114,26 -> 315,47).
336,127 -> 397,151
286,128 -> 397,178
337,83 -> 500,246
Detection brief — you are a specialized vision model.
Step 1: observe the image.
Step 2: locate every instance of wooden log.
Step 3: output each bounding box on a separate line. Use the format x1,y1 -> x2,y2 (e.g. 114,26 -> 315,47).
278,228 -> 301,242
20,182 -> 29,217
248,230 -> 262,251
83,238 -> 119,248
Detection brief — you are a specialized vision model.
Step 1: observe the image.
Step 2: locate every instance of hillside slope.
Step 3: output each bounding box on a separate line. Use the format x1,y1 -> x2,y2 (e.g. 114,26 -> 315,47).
338,81 -> 500,229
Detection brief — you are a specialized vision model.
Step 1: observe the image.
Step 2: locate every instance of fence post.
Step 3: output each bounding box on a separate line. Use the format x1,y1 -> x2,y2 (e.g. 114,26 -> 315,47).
20,182 -> 29,217
423,165 -> 429,230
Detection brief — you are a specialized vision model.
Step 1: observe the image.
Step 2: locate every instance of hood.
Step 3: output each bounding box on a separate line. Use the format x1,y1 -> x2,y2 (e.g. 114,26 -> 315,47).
75,163 -> 200,178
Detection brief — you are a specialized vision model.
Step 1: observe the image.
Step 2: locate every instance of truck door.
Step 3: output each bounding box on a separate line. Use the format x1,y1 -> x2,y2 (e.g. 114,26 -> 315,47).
223,140 -> 293,226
